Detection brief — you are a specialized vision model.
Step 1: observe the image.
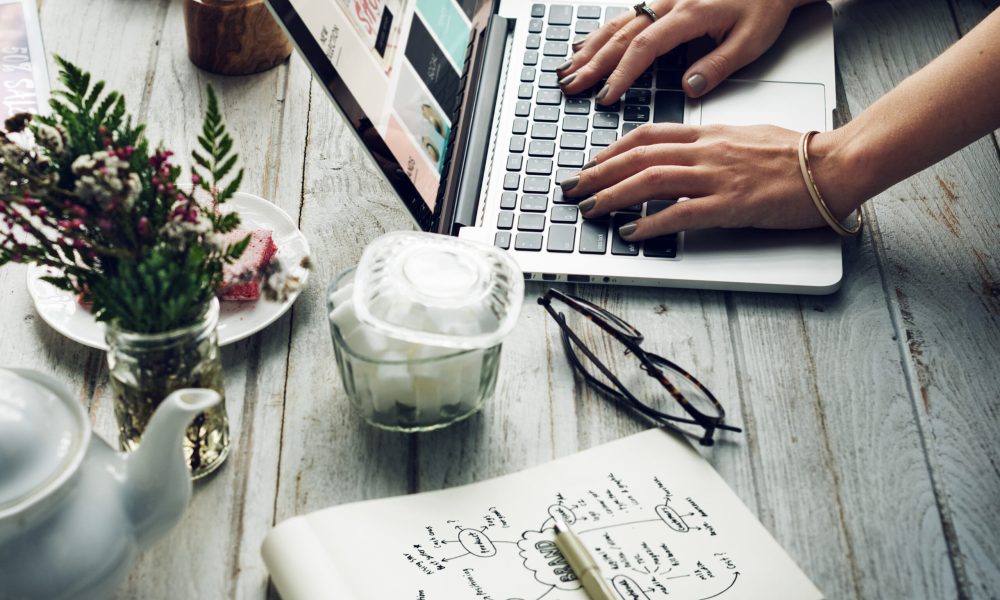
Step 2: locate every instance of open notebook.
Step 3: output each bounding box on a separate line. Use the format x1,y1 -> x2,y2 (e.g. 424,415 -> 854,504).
262,429 -> 823,599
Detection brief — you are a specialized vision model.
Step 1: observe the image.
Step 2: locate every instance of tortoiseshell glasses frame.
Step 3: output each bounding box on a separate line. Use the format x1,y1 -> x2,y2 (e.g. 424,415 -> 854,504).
538,289 -> 741,446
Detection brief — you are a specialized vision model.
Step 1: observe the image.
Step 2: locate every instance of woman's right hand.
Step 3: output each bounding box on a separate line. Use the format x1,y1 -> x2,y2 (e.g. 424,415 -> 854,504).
558,0 -> 815,103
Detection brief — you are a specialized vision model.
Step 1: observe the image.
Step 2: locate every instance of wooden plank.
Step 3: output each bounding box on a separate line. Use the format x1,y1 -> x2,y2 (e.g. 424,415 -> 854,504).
833,0 -> 1000,596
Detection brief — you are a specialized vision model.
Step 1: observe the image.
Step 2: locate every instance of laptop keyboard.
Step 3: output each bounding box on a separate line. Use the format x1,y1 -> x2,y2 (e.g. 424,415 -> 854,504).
494,3 -> 689,259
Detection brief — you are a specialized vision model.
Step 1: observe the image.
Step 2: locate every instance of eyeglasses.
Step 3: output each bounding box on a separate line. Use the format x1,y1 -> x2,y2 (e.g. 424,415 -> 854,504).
538,289 -> 741,446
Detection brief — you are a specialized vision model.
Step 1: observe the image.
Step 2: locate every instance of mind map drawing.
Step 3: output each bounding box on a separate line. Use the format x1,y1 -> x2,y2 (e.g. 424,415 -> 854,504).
400,472 -> 742,600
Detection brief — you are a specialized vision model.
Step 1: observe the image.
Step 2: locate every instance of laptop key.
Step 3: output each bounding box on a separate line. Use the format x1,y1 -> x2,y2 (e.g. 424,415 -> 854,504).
517,213 -> 546,231
595,100 -> 621,112
530,4 -> 545,18
593,113 -> 619,129
611,213 -> 640,256
548,4 -> 573,25
515,100 -> 530,117
538,72 -> 559,88
577,5 -> 601,18
509,136 -> 526,152
558,150 -> 585,167
521,194 -> 549,212
555,168 -> 579,185
560,133 -> 586,149
589,148 -> 601,162
536,89 -> 563,105
547,224 -> 577,252
513,117 -> 528,135
619,204 -> 642,213
506,155 -> 523,171
531,123 -> 557,139
503,173 -> 520,190
494,231 -> 511,249
633,71 -> 653,88
565,98 -> 590,115
545,27 -> 571,41
518,84 -> 533,100
523,176 -> 551,194
540,57 -> 565,72
653,91 -> 685,123
514,232 -> 543,251
591,130 -> 617,146
551,205 -> 579,223
575,20 -> 599,34
520,67 -> 536,82
500,191 -> 517,209
497,211 -> 515,230
526,34 -> 541,50
526,158 -> 553,175
534,106 -> 560,122
656,69 -> 683,89
528,140 -> 556,156
622,122 -> 641,136
624,89 -> 651,105
523,50 -> 539,66
623,106 -> 650,122
528,19 -> 544,33
543,42 -> 569,56
643,234 -> 678,258
579,219 -> 609,254
562,115 -> 589,132
646,199 -> 675,215
553,186 -> 567,204
605,6 -> 629,22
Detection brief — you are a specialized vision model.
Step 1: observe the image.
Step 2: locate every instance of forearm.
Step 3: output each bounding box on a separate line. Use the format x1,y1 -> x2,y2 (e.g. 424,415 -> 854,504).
814,8 -> 1000,215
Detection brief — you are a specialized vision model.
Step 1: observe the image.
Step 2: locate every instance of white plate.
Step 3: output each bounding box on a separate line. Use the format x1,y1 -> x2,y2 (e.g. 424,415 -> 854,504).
26,192 -> 310,350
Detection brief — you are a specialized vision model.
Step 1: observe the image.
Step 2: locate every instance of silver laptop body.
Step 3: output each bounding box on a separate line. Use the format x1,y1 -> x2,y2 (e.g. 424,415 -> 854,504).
267,0 -> 841,294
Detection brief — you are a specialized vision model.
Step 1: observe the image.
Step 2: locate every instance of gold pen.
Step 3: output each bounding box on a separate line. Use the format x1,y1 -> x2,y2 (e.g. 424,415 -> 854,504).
553,519 -> 616,600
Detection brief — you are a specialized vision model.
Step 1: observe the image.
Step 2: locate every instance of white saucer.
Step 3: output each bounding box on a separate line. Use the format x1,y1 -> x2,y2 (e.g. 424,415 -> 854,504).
26,192 -> 310,351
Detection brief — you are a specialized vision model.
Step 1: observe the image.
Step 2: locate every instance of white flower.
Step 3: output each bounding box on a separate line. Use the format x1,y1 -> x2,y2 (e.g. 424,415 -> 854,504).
71,151 -> 142,210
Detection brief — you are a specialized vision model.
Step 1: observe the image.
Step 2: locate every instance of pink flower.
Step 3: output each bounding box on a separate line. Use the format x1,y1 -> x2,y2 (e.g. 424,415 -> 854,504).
191,174 -> 201,185
138,216 -> 150,237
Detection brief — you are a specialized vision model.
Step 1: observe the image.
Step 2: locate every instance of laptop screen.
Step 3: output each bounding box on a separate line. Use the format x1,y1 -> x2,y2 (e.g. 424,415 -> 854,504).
267,0 -> 494,231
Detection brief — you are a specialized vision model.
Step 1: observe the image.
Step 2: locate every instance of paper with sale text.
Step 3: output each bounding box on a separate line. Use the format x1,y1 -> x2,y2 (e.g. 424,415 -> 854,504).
262,429 -> 824,600
0,0 -> 47,121
291,0 -> 476,210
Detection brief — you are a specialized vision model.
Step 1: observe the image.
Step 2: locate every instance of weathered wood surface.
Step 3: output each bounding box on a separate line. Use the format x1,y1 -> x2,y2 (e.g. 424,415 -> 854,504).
0,0 -> 996,599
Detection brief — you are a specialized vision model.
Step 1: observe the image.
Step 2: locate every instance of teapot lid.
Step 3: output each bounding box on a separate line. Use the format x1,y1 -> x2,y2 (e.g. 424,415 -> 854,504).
0,369 -> 89,518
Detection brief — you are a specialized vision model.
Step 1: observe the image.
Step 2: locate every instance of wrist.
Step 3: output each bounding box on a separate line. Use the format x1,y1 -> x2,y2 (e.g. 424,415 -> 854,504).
807,125 -> 872,220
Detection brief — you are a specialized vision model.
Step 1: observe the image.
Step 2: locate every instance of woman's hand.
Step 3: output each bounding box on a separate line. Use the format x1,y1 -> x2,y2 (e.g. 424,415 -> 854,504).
560,124 -> 860,241
558,0 -> 813,103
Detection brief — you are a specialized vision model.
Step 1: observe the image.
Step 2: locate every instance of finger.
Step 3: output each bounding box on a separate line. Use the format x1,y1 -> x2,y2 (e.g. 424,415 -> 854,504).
567,143 -> 697,198
560,16 -> 652,97
603,11 -> 702,103
576,166 -> 710,217
564,8 -> 634,69
587,123 -> 699,167
683,25 -> 765,97
619,196 -> 727,240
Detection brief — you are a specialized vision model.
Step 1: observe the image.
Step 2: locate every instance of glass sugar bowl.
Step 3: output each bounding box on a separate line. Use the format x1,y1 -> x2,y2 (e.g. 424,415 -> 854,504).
327,232 -> 524,431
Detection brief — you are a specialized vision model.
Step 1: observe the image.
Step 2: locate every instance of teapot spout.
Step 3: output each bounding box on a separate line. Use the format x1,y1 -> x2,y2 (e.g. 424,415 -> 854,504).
123,389 -> 221,549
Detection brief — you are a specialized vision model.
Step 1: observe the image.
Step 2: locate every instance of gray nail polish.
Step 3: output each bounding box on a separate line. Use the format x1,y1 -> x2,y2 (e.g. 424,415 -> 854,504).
578,196 -> 597,214
556,59 -> 573,72
558,74 -> 577,87
595,84 -> 610,102
581,159 -> 597,170
618,222 -> 638,238
560,176 -> 580,192
687,73 -> 707,95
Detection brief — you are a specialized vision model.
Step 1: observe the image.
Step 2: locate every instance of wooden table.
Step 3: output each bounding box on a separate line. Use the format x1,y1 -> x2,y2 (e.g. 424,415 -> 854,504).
2,0 -> 997,598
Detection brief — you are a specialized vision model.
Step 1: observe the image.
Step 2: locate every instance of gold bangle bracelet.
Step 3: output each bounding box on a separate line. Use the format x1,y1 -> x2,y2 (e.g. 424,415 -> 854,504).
797,130 -> 862,236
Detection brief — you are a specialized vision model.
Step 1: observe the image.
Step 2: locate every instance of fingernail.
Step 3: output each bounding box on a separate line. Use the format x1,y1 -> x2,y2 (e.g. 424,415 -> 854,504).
687,73 -> 707,95
556,59 -> 573,72
560,176 -> 580,192
558,74 -> 577,87
618,222 -> 638,239
595,84 -> 610,102
581,159 -> 597,170
578,196 -> 597,214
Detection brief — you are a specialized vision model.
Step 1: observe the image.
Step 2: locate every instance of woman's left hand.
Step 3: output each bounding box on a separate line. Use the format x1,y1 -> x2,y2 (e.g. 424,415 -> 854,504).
560,123 -> 857,241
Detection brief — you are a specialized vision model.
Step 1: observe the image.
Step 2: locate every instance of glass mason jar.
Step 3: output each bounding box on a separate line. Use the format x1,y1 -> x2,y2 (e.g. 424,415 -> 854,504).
105,298 -> 229,479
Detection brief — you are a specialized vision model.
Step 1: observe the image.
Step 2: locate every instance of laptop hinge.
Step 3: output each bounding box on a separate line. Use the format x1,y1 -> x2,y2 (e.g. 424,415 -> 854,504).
444,14 -> 511,235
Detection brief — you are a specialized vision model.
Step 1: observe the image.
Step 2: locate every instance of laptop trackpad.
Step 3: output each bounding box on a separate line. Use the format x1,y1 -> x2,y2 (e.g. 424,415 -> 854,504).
698,80 -> 826,132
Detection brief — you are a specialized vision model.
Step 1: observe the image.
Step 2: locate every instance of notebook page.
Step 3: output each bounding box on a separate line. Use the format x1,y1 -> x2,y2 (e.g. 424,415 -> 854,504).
263,428 -> 823,600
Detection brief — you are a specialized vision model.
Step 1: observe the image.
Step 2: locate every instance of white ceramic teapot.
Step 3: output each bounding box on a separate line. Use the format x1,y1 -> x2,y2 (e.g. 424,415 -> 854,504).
0,368 -> 221,600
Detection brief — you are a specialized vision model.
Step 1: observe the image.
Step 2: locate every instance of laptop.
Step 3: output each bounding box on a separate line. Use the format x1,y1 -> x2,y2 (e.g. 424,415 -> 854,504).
265,0 -> 841,294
